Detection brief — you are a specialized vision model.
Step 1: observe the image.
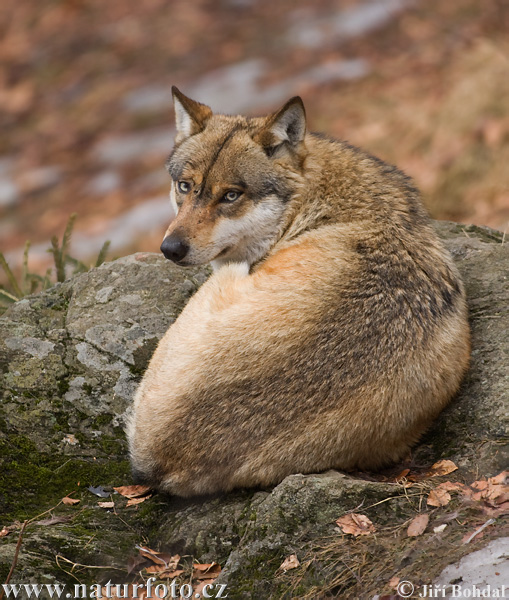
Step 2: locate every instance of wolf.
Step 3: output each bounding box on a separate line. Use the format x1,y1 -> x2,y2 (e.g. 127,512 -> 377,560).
126,87 -> 470,496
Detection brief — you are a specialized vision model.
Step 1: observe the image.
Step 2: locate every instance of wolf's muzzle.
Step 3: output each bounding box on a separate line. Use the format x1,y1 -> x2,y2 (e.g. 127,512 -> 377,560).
160,235 -> 189,263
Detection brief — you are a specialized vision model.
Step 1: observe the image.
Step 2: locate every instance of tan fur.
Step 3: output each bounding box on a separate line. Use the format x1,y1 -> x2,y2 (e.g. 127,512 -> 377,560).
126,89 -> 471,496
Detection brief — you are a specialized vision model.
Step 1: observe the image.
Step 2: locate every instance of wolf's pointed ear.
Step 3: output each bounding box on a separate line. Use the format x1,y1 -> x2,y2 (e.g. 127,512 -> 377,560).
172,87 -> 212,142
256,97 -> 306,152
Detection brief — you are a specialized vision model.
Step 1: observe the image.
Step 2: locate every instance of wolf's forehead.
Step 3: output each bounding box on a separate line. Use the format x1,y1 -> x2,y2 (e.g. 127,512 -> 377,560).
167,122 -> 256,181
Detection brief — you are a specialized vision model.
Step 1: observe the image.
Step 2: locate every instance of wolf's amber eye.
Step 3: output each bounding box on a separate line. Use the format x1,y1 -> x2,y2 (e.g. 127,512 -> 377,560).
177,181 -> 191,194
222,190 -> 241,203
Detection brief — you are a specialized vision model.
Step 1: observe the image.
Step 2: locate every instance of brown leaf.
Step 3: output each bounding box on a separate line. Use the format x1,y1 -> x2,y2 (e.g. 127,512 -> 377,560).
127,554 -> 151,575
488,471 -> 508,485
388,576 -> 400,589
158,569 -> 185,579
114,485 -> 151,499
426,459 -> 458,477
336,513 -> 376,536
192,562 -> 221,580
126,495 -> 152,507
436,481 -> 466,492
36,516 -> 71,526
407,513 -> 429,537
471,480 -> 488,491
394,468 -> 410,482
193,580 -> 217,598
0,527 -> 10,538
279,554 -> 300,571
427,488 -> 451,507
146,564 -> 168,574
62,496 -> 80,506
465,472 -> 509,506
98,501 -> 115,509
138,546 -> 180,570
482,501 -> 509,518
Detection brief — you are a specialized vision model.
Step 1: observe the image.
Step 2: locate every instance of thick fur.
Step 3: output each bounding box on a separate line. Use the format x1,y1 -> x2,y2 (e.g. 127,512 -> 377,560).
126,89 -> 470,496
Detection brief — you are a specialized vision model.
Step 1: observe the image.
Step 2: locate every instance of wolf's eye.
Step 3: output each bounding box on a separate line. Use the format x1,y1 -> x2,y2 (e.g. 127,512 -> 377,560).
221,190 -> 241,203
177,181 -> 191,194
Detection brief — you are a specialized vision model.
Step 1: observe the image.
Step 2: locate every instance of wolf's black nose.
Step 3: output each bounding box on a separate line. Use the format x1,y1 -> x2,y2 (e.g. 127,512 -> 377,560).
160,236 -> 189,263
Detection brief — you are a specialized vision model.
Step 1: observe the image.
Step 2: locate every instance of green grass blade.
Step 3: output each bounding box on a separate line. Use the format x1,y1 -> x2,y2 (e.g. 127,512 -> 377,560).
0,288 -> 19,303
49,235 -> 66,282
0,252 -> 22,298
61,213 -> 77,262
95,240 -> 111,267
42,268 -> 52,290
22,240 -> 31,295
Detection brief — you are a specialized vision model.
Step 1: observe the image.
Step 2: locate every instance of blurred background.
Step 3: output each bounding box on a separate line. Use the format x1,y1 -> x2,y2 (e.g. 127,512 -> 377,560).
1,0 -> 508,290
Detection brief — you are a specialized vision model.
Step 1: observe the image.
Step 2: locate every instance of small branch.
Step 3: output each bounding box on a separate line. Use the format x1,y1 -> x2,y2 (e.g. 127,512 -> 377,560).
463,518 -> 495,544
1,520 -> 27,592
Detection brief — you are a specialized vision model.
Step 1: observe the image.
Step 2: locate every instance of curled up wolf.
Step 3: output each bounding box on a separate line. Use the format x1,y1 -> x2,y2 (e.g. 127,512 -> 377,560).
126,88 -> 470,497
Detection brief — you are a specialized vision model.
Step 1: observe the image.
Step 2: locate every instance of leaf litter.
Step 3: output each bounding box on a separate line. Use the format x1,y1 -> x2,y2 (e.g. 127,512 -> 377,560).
279,554 -> 300,572
407,513 -> 429,537
336,513 -> 376,536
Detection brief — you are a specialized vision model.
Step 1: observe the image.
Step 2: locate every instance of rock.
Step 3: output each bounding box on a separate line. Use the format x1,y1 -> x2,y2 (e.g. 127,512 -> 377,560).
415,222 -> 509,476
433,537 -> 509,599
0,222 -> 507,595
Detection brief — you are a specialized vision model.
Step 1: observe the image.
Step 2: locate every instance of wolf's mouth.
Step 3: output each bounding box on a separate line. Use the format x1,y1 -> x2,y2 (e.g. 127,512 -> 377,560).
215,246 -> 231,259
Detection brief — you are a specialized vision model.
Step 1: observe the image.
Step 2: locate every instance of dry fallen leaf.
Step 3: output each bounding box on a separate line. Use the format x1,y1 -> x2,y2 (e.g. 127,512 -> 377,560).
426,459 -> 458,477
114,485 -> 151,499
483,501 -> 509,518
279,554 -> 300,571
427,488 -> 451,507
62,496 -> 80,506
127,554 -> 151,576
436,481 -> 466,492
192,562 -> 221,580
336,513 -> 376,536
157,569 -> 185,579
88,485 -> 110,498
488,471 -> 508,486
389,576 -> 400,590
433,524 -> 447,533
394,468 -> 410,482
407,513 -> 429,537
98,501 -> 115,509
127,495 -> 152,507
138,547 -> 180,571
193,580 -> 216,598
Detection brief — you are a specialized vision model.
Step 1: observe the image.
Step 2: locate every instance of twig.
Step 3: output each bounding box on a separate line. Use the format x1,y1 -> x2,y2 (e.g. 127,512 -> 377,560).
463,518 -> 495,544
1,520 -> 27,592
55,555 -> 124,571
27,500 -> 64,525
339,558 -> 362,586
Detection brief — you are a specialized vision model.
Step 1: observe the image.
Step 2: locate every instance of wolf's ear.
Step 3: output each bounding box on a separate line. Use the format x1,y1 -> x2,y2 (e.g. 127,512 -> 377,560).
172,87 -> 212,142
256,97 -> 306,152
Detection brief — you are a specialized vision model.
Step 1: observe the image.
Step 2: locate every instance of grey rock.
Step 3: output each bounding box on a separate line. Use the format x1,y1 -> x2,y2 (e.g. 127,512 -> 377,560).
433,537 -> 509,599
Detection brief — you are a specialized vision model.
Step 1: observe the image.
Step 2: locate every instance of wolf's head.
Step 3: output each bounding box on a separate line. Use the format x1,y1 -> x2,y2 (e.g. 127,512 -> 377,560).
161,87 -> 307,267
